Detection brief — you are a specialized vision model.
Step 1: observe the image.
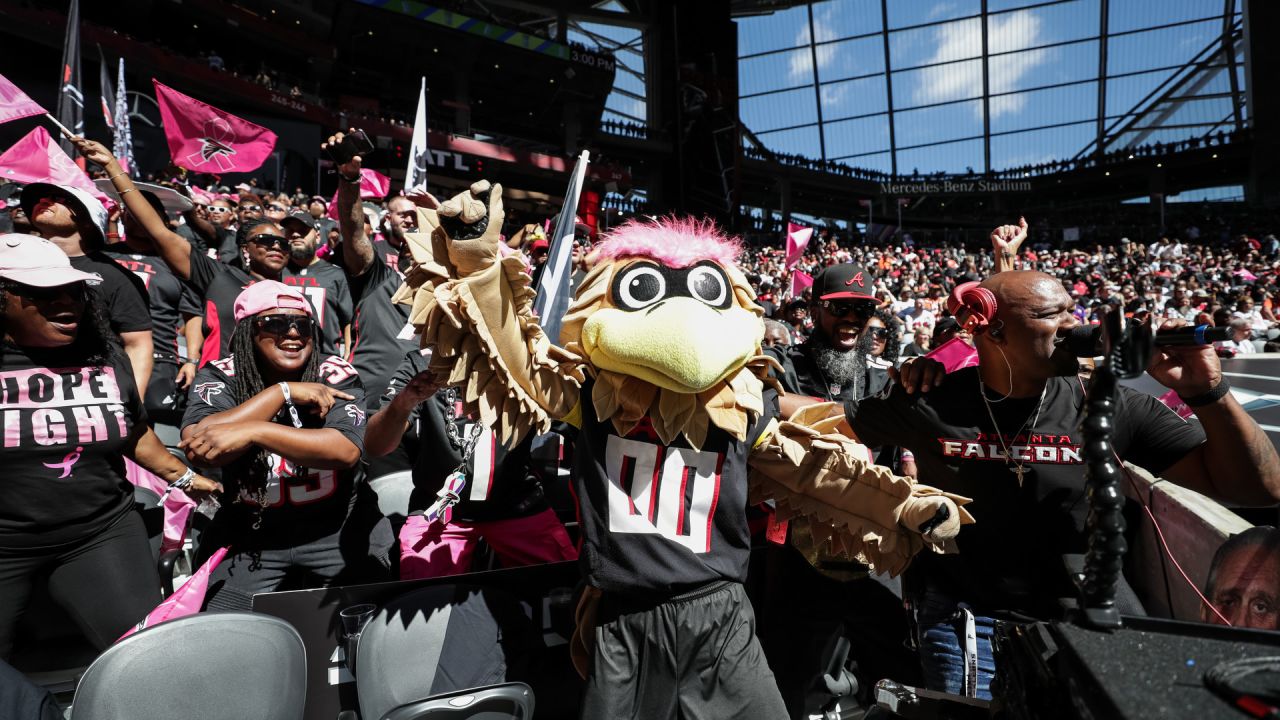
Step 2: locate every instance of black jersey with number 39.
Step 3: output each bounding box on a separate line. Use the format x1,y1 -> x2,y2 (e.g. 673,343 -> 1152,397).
570,379 -> 778,596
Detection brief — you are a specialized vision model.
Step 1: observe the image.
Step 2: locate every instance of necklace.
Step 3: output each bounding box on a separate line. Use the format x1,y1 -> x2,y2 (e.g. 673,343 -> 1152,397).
978,374 -> 1047,487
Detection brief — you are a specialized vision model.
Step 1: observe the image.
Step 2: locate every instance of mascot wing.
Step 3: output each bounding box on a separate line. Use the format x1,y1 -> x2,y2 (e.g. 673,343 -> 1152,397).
748,402 -> 975,577
391,180 -> 584,445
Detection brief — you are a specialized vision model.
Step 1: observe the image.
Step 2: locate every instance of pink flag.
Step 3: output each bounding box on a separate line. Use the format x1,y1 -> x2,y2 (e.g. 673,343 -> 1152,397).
153,80 -> 277,173
326,168 -> 392,220
0,126 -> 110,204
785,222 -> 813,270
124,458 -> 194,553
925,336 -> 979,373
0,72 -> 45,124
118,546 -> 229,641
1233,269 -> 1258,282
791,270 -> 813,298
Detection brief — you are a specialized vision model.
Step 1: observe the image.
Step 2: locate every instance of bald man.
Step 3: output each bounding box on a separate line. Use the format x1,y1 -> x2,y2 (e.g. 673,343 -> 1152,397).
837,270 -> 1280,699
1202,526 -> 1280,630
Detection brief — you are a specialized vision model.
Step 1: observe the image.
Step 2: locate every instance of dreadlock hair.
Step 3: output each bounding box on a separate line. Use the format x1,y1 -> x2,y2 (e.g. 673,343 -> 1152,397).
0,283 -> 118,368
224,312 -> 324,500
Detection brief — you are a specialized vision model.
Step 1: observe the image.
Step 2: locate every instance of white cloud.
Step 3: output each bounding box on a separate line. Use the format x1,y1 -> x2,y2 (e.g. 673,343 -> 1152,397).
911,9 -> 1051,119
789,6 -> 841,81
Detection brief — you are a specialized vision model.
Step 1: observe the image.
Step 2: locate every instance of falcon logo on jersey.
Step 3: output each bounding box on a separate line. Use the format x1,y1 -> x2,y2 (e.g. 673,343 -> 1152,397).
603,435 -> 725,554
195,382 -> 225,405
344,403 -> 366,426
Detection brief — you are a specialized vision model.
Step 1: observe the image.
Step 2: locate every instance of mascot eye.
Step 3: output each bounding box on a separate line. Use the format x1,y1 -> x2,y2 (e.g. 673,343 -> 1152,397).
687,264 -> 731,308
616,265 -> 667,310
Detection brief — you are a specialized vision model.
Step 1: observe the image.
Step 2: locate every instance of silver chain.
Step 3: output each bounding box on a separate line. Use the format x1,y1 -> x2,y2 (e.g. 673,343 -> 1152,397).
978,373 -> 1047,483
443,387 -> 483,474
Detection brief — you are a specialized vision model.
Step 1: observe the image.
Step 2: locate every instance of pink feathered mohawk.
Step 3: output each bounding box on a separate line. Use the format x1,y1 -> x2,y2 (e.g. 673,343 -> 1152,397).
592,216 -> 741,269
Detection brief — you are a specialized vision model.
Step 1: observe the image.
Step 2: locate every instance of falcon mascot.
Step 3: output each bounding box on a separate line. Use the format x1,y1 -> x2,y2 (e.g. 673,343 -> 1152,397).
393,180 -> 972,718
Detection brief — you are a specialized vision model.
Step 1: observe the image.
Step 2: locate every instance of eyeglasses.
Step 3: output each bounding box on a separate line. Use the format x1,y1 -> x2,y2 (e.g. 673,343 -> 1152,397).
247,233 -> 290,251
207,206 -> 230,215
821,300 -> 875,320
253,314 -> 315,337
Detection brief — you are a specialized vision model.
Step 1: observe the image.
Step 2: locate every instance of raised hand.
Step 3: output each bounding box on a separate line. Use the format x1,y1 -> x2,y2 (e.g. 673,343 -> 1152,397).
321,128 -> 364,179
69,135 -> 118,169
991,216 -> 1028,272
433,179 -> 506,276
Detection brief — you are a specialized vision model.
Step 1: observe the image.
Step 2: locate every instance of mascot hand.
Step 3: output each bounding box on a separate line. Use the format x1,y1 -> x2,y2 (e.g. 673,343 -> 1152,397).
435,179 -> 505,277
900,494 -> 962,543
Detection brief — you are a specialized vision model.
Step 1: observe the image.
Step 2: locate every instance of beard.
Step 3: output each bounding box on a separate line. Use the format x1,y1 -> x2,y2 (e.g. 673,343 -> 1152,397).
812,341 -> 868,390
289,245 -> 315,264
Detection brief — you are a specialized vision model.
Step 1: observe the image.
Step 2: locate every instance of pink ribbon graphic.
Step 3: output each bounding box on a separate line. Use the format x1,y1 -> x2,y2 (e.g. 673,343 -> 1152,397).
186,117 -> 239,172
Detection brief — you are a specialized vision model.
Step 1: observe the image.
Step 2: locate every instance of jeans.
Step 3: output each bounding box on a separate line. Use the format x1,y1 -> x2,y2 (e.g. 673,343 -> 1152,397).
912,589 -> 997,700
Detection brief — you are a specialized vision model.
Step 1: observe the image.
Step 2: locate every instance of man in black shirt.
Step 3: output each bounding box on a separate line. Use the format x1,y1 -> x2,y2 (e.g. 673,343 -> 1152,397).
843,270 -> 1280,698
21,183 -> 153,395
280,210 -> 353,359
324,130 -> 419,482
783,264 -> 886,404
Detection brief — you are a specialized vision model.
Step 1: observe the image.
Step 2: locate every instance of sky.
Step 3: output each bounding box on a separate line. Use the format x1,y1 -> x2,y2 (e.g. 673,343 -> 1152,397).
736,0 -> 1245,174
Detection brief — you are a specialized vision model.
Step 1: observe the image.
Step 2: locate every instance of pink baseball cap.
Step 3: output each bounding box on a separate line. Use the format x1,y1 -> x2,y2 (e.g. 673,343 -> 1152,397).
233,280 -> 313,322
0,234 -> 101,287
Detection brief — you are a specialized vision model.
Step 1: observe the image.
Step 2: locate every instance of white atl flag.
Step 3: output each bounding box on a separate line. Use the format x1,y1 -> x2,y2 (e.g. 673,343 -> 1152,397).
112,59 -> 134,173
404,77 -> 428,191
533,149 -> 590,344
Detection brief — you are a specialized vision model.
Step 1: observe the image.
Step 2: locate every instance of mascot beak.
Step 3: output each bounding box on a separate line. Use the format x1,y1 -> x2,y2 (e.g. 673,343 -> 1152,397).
582,296 -> 763,394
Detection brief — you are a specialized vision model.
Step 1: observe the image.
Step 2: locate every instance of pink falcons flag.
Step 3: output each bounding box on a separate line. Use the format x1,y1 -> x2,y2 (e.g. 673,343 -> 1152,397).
118,546 -> 229,641
790,270 -> 813,298
153,80 -> 277,173
325,168 -> 392,220
0,126 -> 110,204
0,72 -> 45,124
785,222 -> 813,270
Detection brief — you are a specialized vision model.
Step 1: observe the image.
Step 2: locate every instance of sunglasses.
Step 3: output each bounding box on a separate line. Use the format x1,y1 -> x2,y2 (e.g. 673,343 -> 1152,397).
207,206 -> 231,215
253,314 -> 315,337
266,204 -> 286,212
864,327 -> 890,340
247,233 -> 290,251
239,204 -> 264,213
821,300 -> 876,320
2,281 -> 85,302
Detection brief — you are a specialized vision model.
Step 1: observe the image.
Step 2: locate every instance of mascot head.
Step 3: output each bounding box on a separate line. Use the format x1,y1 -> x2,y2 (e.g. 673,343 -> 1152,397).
561,217 -> 764,396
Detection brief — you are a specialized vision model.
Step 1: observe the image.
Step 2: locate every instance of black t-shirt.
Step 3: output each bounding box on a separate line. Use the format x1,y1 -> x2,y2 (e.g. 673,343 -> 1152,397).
183,244 -> 259,366
181,354 -> 366,545
784,341 -> 888,402
177,224 -> 238,264
0,345 -> 145,549
282,259 -> 354,359
571,379 -> 778,596
347,255 -> 416,411
380,350 -> 547,522
70,252 -> 152,335
845,367 -> 1206,616
104,246 -> 201,361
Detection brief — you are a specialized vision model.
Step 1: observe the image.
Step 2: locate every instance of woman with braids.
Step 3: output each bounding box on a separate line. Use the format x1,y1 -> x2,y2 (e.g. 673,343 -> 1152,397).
70,136 -> 289,366
0,234 -> 221,658
179,282 -> 381,608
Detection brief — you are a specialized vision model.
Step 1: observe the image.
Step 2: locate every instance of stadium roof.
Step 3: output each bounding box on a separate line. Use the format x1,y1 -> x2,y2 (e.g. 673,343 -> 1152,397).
736,0 -> 1247,175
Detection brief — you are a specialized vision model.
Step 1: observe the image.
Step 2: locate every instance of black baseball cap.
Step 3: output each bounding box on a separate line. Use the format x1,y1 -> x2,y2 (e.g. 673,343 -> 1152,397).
813,263 -> 875,301
280,209 -> 317,232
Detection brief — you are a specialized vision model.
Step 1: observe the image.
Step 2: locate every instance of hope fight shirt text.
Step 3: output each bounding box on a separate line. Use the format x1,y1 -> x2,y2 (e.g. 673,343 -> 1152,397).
0,347 -> 145,550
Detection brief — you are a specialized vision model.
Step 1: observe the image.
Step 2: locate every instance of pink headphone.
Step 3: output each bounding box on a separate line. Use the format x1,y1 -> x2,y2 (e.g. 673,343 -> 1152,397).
947,281 -> 999,335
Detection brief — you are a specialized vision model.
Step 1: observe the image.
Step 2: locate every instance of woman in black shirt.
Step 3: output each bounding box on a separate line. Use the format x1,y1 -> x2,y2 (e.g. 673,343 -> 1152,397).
0,234 -> 221,658
180,281 -> 379,609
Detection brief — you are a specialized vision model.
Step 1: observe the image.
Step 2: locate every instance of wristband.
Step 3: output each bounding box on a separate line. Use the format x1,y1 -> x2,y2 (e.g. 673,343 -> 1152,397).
279,381 -> 293,404
107,170 -> 128,182
169,467 -> 196,491
339,173 -> 361,184
279,382 -> 304,428
1177,378 -> 1231,407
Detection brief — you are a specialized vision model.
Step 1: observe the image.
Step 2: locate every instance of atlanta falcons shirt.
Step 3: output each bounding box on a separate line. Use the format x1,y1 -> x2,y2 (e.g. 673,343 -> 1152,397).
846,366 -> 1205,615
0,347 -> 146,549
184,244 -> 259,366
104,245 -> 201,359
282,259 -> 354,359
181,355 -> 367,544
570,379 -> 778,596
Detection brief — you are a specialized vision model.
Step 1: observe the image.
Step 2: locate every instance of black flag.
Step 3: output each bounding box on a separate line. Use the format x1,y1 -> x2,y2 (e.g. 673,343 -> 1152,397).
56,0 -> 84,155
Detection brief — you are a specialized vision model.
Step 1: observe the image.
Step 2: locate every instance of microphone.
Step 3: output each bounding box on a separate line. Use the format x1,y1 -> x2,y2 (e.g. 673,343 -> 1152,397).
1057,324 -> 1230,357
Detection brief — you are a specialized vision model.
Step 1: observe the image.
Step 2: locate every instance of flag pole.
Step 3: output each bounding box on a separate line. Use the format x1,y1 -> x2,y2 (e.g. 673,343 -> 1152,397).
44,113 -> 75,139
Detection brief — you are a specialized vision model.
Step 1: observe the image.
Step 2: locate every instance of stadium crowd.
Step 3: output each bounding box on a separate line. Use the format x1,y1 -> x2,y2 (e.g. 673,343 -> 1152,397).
0,123 -> 1278,718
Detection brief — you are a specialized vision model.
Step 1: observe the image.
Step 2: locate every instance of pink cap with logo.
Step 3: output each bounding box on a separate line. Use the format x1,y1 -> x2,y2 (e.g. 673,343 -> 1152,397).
232,280 -> 313,322
0,233 -> 101,287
